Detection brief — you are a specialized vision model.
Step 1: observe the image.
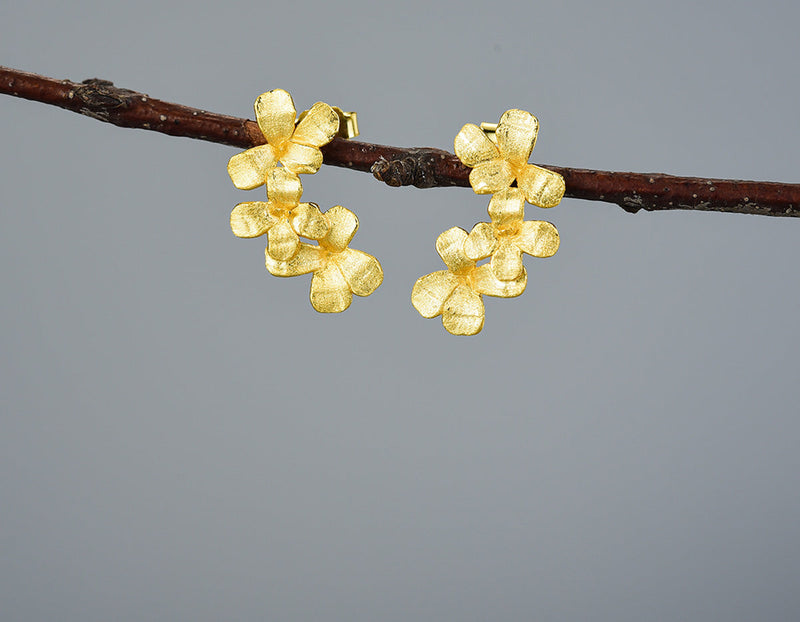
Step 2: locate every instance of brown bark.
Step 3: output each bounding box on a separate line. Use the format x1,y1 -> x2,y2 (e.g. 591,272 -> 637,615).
2,65 -> 798,218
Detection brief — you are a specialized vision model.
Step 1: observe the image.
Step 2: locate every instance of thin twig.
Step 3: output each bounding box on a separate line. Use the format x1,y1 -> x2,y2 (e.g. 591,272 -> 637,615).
2,65 -> 798,218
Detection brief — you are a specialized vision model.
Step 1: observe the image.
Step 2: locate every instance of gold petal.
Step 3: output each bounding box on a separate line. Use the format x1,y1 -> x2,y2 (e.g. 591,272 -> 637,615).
515,220 -> 560,258
468,159 -> 515,194
230,202 -> 275,238
453,123 -> 499,167
321,205 -> 359,252
463,222 -> 497,261
496,109 -> 538,169
470,264 -> 527,298
291,202 -> 329,240
487,187 -> 525,226
265,242 -> 322,277
254,89 -> 296,147
266,167 -> 302,207
227,145 -> 276,190
442,285 -> 485,336
336,248 -> 383,297
518,164 -> 566,208
292,102 -> 340,148
435,227 -> 473,273
411,270 -> 459,319
490,241 -> 524,281
266,219 -> 300,261
310,263 -> 352,313
280,142 -> 323,175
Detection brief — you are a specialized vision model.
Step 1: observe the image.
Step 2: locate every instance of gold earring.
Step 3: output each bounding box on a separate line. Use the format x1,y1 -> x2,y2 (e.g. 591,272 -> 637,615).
227,88 -> 350,189
412,109 -> 563,335
227,89 -> 382,313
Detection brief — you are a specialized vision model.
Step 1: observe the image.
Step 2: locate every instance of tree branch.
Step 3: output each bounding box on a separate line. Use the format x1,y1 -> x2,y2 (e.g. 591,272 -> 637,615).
2,65 -> 799,218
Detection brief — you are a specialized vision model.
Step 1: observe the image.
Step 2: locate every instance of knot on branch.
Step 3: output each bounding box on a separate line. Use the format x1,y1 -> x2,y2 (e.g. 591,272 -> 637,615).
73,79 -> 138,120
371,149 -> 444,188
620,194 -> 645,214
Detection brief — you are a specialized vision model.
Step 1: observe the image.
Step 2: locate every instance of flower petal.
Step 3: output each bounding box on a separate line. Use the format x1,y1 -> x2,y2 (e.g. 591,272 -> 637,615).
254,89 -> 296,147
230,202 -> 275,238
515,220 -> 560,258
470,264 -> 527,298
490,241 -> 524,281
266,167 -> 302,207
435,227 -> 473,273
321,205 -> 359,252
487,188 -> 525,227
411,270 -> 459,319
267,219 -> 300,261
265,242 -> 323,277
469,159 -> 515,194
337,248 -> 383,297
518,164 -> 566,208
454,123 -> 499,167
291,202 -> 329,240
463,222 -> 497,261
496,109 -> 538,169
442,285 -> 485,336
227,145 -> 276,190
310,263 -> 352,313
281,142 -> 323,175
292,102 -> 340,148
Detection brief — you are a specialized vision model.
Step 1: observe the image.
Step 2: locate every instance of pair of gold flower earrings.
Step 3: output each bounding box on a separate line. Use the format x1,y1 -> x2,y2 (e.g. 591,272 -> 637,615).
227,89 -> 565,335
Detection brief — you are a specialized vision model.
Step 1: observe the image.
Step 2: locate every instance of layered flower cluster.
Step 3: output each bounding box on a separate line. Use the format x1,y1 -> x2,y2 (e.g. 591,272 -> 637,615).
227,89 -> 340,190
413,110 -> 564,335
463,188 -> 560,282
266,206 -> 383,313
230,168 -> 329,260
454,109 -> 565,207
228,90 -> 382,312
412,228 -> 526,336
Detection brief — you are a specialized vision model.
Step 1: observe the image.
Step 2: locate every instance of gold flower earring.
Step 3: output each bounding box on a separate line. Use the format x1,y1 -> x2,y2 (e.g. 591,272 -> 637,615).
227,89 -> 354,188
412,109 -> 564,335
227,89 -> 382,313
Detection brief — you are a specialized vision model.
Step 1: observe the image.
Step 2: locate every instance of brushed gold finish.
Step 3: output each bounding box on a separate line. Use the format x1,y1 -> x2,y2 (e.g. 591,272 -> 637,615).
266,206 -> 383,313
412,227 -> 526,336
230,168 -> 329,261
464,188 -> 560,282
228,90 -> 379,313
227,89 -> 340,189
414,108 -> 563,335
455,109 -> 565,207
299,106 -> 359,139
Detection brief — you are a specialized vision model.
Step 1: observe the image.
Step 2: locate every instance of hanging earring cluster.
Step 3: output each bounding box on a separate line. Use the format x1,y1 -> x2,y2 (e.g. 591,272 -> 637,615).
227,94 -> 565,334
411,109 -> 565,335
227,89 -> 383,313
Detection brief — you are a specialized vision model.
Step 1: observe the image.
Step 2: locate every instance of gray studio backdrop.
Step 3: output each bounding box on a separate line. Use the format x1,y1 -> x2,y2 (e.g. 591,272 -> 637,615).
2,1 -> 799,621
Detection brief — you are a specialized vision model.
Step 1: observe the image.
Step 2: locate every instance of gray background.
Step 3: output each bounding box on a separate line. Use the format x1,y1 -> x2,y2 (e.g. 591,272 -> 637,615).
2,1 -> 799,620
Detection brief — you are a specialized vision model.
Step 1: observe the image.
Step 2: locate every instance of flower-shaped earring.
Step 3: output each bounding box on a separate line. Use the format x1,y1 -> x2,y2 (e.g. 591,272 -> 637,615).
227,95 -> 562,329
412,227 -> 526,336
454,109 -> 565,207
227,89 -> 380,313
464,188 -> 560,281
413,108 -> 564,335
230,168 -> 329,261
266,206 -> 383,313
227,89 -> 343,190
